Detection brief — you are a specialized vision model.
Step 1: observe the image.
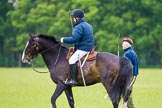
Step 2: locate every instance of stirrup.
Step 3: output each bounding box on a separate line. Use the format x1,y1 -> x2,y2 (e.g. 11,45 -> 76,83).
63,79 -> 77,86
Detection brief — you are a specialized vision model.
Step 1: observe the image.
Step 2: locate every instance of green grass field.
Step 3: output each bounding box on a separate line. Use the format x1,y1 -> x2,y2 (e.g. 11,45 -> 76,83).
0,68 -> 162,108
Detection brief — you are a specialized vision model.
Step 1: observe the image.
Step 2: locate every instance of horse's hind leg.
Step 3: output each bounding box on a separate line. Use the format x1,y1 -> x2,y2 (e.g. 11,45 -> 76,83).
104,84 -> 121,108
51,81 -> 66,108
121,86 -> 132,108
65,86 -> 74,108
112,101 -> 119,108
111,92 -> 121,108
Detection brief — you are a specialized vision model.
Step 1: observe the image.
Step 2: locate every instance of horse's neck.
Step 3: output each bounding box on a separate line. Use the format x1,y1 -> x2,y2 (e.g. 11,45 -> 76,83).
41,46 -> 68,70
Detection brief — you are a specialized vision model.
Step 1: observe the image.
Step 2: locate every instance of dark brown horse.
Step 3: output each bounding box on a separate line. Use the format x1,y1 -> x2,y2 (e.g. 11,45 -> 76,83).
22,34 -> 133,108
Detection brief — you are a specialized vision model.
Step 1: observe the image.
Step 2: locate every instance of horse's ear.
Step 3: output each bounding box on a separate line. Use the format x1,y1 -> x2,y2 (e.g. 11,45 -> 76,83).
27,33 -> 32,39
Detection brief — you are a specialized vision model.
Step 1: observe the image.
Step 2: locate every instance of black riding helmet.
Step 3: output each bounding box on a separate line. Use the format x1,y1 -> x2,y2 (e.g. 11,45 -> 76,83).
70,9 -> 84,18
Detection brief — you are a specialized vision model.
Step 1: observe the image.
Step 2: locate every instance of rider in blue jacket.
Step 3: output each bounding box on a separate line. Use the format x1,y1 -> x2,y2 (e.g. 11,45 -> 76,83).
60,9 -> 94,86
122,37 -> 139,108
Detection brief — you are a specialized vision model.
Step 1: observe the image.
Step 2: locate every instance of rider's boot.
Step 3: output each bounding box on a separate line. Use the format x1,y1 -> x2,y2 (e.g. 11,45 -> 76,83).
64,64 -> 77,86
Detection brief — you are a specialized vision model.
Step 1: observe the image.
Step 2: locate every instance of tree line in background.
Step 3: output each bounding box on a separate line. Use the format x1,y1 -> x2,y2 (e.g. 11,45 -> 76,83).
0,0 -> 162,67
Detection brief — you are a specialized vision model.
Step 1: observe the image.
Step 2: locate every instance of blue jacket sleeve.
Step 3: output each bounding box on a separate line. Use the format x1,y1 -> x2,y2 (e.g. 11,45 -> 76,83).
63,25 -> 83,44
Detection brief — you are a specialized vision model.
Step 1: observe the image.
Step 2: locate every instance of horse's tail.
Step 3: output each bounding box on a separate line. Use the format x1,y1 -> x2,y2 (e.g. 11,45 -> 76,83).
109,57 -> 133,103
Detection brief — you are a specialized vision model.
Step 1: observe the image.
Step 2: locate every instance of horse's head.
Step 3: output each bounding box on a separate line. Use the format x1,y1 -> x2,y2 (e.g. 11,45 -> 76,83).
22,34 -> 41,63
22,33 -> 61,63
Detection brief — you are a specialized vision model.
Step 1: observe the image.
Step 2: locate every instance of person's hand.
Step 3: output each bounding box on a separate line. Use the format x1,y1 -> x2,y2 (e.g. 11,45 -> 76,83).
60,37 -> 64,43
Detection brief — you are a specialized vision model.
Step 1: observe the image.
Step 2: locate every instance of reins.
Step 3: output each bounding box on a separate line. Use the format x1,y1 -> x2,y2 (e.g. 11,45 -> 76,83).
39,43 -> 61,54
54,45 -> 62,66
32,61 -> 49,73
32,43 -> 62,73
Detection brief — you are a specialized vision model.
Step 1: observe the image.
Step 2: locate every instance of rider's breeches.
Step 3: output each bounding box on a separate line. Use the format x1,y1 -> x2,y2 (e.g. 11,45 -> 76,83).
69,49 -> 89,64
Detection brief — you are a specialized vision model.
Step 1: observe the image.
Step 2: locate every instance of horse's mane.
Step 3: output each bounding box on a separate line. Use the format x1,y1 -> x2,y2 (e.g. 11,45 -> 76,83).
36,34 -> 68,49
37,34 -> 60,44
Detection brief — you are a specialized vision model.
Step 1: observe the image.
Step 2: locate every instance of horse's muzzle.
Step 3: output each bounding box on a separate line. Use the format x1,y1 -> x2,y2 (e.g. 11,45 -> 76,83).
22,52 -> 38,63
22,55 -> 32,63
22,53 -> 32,63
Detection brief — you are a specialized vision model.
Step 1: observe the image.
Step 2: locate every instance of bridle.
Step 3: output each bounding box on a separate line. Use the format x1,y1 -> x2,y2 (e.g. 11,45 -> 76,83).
26,37 -> 62,73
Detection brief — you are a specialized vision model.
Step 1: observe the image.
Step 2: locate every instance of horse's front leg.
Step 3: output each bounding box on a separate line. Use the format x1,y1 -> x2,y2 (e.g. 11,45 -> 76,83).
51,81 -> 66,108
65,86 -> 74,108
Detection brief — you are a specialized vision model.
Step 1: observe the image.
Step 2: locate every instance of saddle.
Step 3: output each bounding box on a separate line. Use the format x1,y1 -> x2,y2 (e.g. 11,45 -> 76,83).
66,47 -> 98,62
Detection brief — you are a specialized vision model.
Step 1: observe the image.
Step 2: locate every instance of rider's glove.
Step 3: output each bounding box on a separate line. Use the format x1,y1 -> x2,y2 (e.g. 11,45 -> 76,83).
60,37 -> 64,43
